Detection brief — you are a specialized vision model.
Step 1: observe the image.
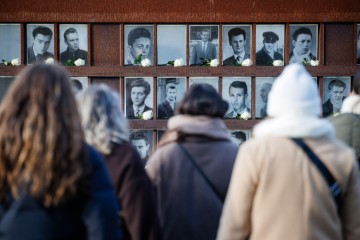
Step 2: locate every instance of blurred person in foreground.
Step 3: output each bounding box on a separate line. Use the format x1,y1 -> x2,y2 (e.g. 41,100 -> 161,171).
0,64 -> 121,239
146,84 -> 238,240
76,84 -> 162,240
217,64 -> 360,240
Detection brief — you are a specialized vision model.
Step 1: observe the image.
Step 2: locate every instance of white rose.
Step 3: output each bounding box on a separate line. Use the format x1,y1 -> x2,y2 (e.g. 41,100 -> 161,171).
241,58 -> 252,66
11,58 -> 20,66
74,58 -> 85,66
142,110 -> 153,120
174,58 -> 184,67
45,58 -> 54,64
240,111 -> 251,120
273,60 -> 284,66
310,60 -> 319,66
210,59 -> 219,67
141,58 -> 151,67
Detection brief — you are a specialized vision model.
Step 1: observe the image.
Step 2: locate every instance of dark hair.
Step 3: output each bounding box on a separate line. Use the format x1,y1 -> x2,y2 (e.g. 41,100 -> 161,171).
63,28 -> 78,41
128,28 -> 151,46
130,131 -> 150,145
32,26 -> 53,38
231,131 -> 246,141
71,79 -> 83,91
129,78 -> 151,96
229,81 -> 248,95
328,79 -> 346,91
176,83 -> 228,118
353,70 -> 360,94
228,27 -> 246,43
293,27 -> 312,41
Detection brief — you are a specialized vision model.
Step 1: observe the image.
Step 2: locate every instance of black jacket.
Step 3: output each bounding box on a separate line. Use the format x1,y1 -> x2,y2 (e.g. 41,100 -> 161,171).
256,47 -> 283,66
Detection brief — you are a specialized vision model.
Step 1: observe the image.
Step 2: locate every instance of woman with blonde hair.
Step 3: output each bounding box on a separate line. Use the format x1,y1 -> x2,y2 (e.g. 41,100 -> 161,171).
0,64 -> 121,239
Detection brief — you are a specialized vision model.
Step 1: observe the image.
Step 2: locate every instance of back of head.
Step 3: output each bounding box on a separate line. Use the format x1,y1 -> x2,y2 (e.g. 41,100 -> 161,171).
76,84 -> 129,155
0,64 -> 87,207
176,83 -> 228,118
267,64 -> 321,117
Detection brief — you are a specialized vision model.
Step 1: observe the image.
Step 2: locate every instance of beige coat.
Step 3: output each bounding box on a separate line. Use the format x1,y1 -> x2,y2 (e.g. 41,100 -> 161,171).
217,137 -> 360,240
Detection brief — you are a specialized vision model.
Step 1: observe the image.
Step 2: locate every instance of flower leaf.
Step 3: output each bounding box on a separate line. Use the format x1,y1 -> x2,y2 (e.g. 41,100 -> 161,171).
134,54 -> 142,65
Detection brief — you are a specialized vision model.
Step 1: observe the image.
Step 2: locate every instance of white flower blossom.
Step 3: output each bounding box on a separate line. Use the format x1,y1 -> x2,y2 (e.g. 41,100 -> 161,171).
45,58 -> 54,64
74,58 -> 85,66
142,110 -> 153,120
240,111 -> 251,120
210,59 -> 219,67
11,58 -> 20,66
273,60 -> 284,66
174,58 -> 184,67
310,60 -> 319,66
241,58 -> 252,66
141,58 -> 151,67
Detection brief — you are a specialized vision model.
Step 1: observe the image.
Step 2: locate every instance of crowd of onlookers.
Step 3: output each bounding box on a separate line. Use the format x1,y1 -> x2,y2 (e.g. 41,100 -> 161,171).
0,63 -> 358,240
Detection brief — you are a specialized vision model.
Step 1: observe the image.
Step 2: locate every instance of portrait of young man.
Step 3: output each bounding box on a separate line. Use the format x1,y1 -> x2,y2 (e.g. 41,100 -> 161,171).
222,77 -> 252,119
322,77 -> 351,117
189,25 -> 218,65
27,24 -> 54,64
70,77 -> 88,94
255,25 -> 284,66
60,24 -> 88,65
124,25 -> 154,65
189,77 -> 219,92
0,24 -> 21,63
125,77 -> 153,119
289,25 -> 318,64
229,130 -> 248,146
157,77 -> 186,119
129,130 -> 153,166
255,77 -> 275,119
222,25 -> 251,66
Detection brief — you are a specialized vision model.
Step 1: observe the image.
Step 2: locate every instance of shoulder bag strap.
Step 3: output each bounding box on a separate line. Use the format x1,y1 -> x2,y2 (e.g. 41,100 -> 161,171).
291,138 -> 342,213
178,144 -> 224,203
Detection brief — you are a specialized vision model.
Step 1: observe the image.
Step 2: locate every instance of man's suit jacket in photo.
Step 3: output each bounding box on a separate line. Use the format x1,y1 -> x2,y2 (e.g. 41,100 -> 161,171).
27,47 -> 54,64
255,47 -> 283,66
190,41 -> 217,65
157,100 -> 175,119
126,105 -> 152,119
223,53 -> 250,66
60,48 -> 88,65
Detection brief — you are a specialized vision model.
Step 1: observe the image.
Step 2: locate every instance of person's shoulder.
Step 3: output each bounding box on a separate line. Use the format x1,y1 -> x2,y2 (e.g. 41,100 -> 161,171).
223,56 -> 235,65
44,52 -> 54,58
225,111 -> 235,118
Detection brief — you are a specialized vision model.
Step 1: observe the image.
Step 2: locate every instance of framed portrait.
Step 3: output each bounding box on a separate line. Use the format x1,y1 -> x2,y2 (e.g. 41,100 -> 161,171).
157,25 -> 187,65
124,25 -> 154,66
222,25 -> 252,66
59,24 -> 88,66
222,77 -> 252,119
189,25 -> 219,66
26,24 -> 55,65
189,77 -> 219,91
0,24 -> 21,64
228,130 -> 251,146
157,77 -> 186,119
255,77 -> 275,119
70,77 -> 88,93
255,24 -> 285,66
357,24 -> 360,65
0,76 -> 15,101
129,130 -> 154,166
125,77 -> 154,119
322,77 -> 351,117
289,24 -> 318,64
157,130 -> 165,146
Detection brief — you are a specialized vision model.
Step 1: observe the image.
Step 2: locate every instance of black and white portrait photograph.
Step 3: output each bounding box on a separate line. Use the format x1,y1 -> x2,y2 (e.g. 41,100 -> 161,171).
125,77 -> 154,119
357,24 -> 360,65
255,77 -> 275,119
322,77 -> 351,117
0,24 -> 21,63
27,24 -> 55,64
222,25 -> 252,66
70,77 -> 88,94
157,25 -> 187,65
129,130 -> 153,166
59,24 -> 88,65
256,24 -> 284,66
189,77 -> 218,92
189,25 -> 219,66
222,77 -> 252,119
124,25 -> 154,66
157,77 -> 186,119
289,24 -> 318,64
0,76 -> 15,101
228,130 -> 251,146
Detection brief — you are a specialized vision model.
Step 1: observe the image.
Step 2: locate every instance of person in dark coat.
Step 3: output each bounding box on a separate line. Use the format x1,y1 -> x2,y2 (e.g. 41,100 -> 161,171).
126,78 -> 153,119
158,83 -> 177,118
77,84 -> 162,240
256,31 -> 283,66
27,26 -> 54,64
60,27 -> 88,65
0,64 -> 122,239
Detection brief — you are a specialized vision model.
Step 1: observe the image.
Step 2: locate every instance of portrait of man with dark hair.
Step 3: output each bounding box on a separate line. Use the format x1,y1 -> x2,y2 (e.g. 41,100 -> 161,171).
125,26 -> 153,65
289,25 -> 318,64
255,25 -> 284,66
60,25 -> 88,65
157,83 -> 177,119
230,130 -> 248,146
27,25 -> 54,64
223,78 -> 251,119
189,26 -> 218,65
129,130 -> 153,166
125,77 -> 153,119
223,26 -> 251,66
323,79 -> 349,117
